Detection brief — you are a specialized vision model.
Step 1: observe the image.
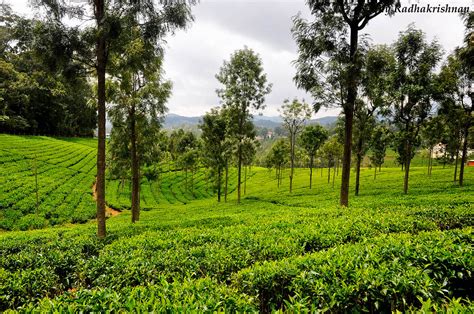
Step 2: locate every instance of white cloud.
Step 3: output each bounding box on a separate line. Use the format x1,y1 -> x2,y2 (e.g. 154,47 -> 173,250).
4,0 -> 471,119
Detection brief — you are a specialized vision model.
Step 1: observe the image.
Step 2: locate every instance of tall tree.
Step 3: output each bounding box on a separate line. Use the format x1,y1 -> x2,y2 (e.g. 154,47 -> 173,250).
420,116 -> 446,177
299,124 -> 328,189
266,139 -> 290,188
293,0 -> 400,206
33,0 -> 195,237
392,26 -> 442,194
369,124 -> 392,179
0,6 -> 96,136
435,49 -> 473,185
320,136 -> 343,187
108,38 -> 171,223
280,98 -> 312,192
200,108 -> 228,202
216,47 -> 272,203
353,45 -> 395,195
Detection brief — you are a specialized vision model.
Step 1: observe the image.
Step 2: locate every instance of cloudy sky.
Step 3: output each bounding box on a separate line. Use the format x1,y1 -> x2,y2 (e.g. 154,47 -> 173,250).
5,0 -> 472,117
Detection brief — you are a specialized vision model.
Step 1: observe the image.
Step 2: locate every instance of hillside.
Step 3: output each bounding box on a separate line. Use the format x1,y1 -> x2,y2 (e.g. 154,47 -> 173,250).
0,134 -> 473,312
0,134 -> 237,230
162,113 -> 338,130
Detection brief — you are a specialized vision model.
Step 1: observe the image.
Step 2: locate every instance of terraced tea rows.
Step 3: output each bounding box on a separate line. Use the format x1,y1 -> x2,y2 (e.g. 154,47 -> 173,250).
0,163 -> 472,312
105,168 -> 242,210
0,135 -> 98,230
0,134 -> 240,230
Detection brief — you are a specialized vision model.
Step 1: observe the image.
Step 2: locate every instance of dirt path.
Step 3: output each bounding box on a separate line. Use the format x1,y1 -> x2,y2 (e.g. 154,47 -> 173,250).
92,180 -> 121,217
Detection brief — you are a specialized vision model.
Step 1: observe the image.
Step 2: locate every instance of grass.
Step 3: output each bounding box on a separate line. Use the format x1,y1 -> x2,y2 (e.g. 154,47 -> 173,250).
0,134 -> 473,312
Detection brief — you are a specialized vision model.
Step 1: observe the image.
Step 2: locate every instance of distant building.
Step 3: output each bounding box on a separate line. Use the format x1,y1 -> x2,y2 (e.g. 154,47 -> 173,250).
266,131 -> 274,139
431,143 -> 474,161
468,160 -> 474,167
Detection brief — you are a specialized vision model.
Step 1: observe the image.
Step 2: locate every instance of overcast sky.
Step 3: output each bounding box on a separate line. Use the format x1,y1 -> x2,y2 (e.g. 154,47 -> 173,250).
4,0 -> 472,117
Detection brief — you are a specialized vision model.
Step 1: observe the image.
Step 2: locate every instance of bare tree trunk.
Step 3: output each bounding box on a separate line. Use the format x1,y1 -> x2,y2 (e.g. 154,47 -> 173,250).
130,105 -> 140,223
289,133 -> 295,193
355,153 -> 362,196
224,161 -> 229,202
244,166 -> 247,195
217,167 -> 222,202
404,144 -> 412,194
95,0 -> 107,238
327,159 -> 331,184
332,162 -> 336,188
340,25 -> 359,207
34,154 -> 39,215
454,149 -> 459,183
237,142 -> 242,203
459,122 -> 470,186
428,147 -> 432,176
309,156 -> 314,189
277,166 -> 281,188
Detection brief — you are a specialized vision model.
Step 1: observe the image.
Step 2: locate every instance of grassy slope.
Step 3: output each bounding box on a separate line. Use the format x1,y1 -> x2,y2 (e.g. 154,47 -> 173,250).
0,134 -> 231,230
0,142 -> 473,312
0,134 -> 98,230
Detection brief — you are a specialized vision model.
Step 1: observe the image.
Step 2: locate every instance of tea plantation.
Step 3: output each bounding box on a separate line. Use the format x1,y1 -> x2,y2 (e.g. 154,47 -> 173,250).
0,134 -> 235,230
0,134 -> 473,312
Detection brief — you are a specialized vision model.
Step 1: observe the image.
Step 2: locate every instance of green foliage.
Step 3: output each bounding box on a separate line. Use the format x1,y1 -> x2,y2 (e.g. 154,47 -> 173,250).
0,146 -> 473,311
0,135 -> 97,230
0,8 -> 96,136
370,124 -> 393,168
299,124 -> 329,162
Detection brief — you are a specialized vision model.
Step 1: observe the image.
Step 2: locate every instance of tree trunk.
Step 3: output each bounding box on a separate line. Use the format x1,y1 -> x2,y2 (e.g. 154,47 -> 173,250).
277,166 -> 281,188
355,153 -> 362,196
244,166 -> 247,195
237,142 -> 242,203
404,144 -> 412,194
340,25 -> 359,207
459,122 -> 470,186
95,0 -> 107,239
428,147 -> 432,176
327,160 -> 331,184
289,133 -> 295,193
454,149 -> 459,183
217,167 -> 222,202
34,154 -> 39,215
332,162 -> 336,188
224,161 -> 229,202
130,105 -> 140,223
309,156 -> 314,189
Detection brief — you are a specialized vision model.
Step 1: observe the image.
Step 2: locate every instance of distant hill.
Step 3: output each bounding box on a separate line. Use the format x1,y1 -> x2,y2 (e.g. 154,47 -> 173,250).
163,114 -> 338,130
310,116 -> 338,126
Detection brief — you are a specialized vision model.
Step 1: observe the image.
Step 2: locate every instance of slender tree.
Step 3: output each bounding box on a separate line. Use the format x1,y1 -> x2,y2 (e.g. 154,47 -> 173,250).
293,0 -> 400,206
369,124 -> 392,179
33,0 -> 195,238
354,45 -> 395,195
266,139 -> 290,188
435,49 -> 473,186
299,125 -> 328,189
420,116 -> 446,177
392,26 -> 442,194
280,98 -> 312,192
200,108 -> 228,202
108,43 -> 171,223
216,47 -> 272,203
